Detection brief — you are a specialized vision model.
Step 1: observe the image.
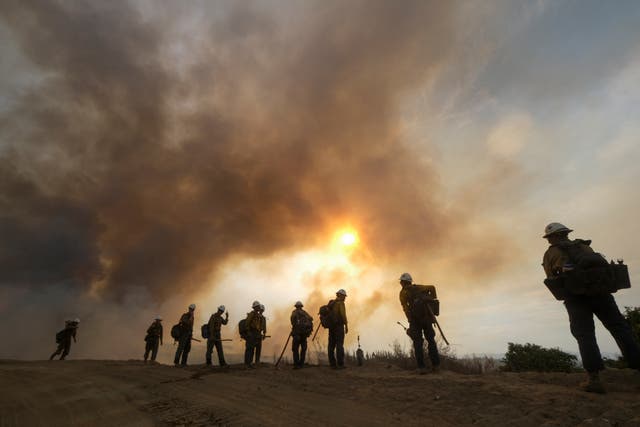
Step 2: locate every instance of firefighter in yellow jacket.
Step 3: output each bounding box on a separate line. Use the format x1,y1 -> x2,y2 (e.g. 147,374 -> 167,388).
399,273 -> 440,374
542,222 -> 640,393
244,301 -> 266,368
328,289 -> 348,369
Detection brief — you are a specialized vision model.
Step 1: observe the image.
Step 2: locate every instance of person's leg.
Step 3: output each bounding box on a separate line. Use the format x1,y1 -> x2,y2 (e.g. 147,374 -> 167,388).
424,323 -> 441,368
181,336 -> 191,365
408,322 -> 425,369
328,329 -> 337,367
565,297 -> 604,372
174,336 -> 185,365
205,338 -> 214,365
144,340 -> 152,361
255,338 -> 262,364
60,340 -> 71,360
214,338 -> 227,366
336,327 -> 345,367
244,338 -> 253,366
292,335 -> 301,367
300,337 -> 308,366
50,343 -> 64,360
594,294 -> 640,369
151,340 -> 159,361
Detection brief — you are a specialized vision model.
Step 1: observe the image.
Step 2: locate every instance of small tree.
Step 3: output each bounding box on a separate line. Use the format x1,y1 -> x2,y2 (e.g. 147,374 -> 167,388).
624,306 -> 640,344
502,342 -> 577,372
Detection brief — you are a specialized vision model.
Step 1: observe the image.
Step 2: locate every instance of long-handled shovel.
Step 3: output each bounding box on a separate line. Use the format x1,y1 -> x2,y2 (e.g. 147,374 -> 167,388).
275,333 -> 292,368
311,323 -> 322,341
426,305 -> 450,346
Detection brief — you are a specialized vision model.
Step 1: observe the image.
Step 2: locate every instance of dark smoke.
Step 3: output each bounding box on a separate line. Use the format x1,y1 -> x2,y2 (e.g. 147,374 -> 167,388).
0,0 -> 467,301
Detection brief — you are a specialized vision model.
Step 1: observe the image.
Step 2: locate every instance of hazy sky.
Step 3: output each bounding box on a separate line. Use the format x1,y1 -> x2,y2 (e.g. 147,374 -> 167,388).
1,0 -> 639,362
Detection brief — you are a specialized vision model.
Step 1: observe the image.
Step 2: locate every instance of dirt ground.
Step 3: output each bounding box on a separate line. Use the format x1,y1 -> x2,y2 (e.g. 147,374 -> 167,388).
1,360 -> 639,427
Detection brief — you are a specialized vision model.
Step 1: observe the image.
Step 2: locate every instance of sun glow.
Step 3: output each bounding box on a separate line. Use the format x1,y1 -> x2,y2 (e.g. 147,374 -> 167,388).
334,228 -> 359,249
340,232 -> 358,246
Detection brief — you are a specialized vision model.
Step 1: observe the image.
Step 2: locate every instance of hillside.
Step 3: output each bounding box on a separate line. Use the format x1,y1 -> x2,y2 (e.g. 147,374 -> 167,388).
1,360 -> 639,426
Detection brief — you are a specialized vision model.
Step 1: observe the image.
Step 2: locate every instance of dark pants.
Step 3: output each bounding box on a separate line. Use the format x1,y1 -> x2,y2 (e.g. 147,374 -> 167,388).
292,334 -> 308,367
50,339 -> 71,360
174,333 -> 192,365
408,321 -> 440,369
328,326 -> 345,367
564,294 -> 640,372
244,332 -> 261,366
206,334 -> 227,366
144,337 -> 159,361
255,337 -> 262,364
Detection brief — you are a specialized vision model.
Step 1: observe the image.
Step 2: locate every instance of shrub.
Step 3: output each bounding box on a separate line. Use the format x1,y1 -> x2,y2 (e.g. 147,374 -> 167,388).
502,342 -> 577,372
624,306 -> 640,344
344,338 -> 500,374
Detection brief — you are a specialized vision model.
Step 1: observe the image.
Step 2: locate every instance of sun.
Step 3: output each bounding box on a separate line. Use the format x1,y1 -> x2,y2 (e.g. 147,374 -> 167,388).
339,231 -> 358,247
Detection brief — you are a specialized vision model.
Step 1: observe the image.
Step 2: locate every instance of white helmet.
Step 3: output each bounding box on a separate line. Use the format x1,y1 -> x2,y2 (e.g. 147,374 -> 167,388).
155,315 -> 162,321
336,289 -> 347,296
252,300 -> 261,308
543,223 -> 573,238
188,303 -> 196,310
73,318 -> 80,324
399,272 -> 413,283
217,305 -> 225,312
294,301 -> 303,307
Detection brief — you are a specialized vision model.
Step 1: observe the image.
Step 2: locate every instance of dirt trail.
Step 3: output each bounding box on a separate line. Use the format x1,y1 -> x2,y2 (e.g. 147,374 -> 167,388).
1,360 -> 639,426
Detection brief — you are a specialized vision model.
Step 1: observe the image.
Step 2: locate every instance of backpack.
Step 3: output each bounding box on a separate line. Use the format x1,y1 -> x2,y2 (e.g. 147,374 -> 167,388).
409,286 -> 439,324
292,311 -> 313,337
319,300 -> 337,329
201,323 -> 210,340
555,239 -> 617,296
170,324 -> 182,340
55,329 -> 66,343
238,318 -> 249,340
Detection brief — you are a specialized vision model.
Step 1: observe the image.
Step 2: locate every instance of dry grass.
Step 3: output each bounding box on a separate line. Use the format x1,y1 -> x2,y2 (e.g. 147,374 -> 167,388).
310,337 -> 502,374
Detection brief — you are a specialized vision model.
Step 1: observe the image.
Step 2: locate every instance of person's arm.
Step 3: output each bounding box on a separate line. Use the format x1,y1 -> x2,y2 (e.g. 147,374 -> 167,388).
399,290 -> 411,320
290,311 -> 296,327
338,302 -> 348,333
73,329 -> 77,343
222,314 -> 228,325
543,247 -> 566,278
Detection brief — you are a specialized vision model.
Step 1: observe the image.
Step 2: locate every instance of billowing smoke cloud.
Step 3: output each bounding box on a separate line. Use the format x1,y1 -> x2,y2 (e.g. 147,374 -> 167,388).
0,0 -> 471,301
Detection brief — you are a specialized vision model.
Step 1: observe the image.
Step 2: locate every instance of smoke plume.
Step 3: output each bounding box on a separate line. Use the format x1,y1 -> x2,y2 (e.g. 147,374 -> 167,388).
0,0 -> 467,299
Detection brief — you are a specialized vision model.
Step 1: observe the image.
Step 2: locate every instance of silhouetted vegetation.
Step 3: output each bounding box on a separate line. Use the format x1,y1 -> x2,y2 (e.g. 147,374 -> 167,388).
624,306 -> 640,344
502,342 -> 577,373
343,339 -> 500,374
603,306 -> 640,369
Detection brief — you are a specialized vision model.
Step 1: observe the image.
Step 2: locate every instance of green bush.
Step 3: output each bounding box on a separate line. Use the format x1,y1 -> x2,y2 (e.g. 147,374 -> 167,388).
624,306 -> 640,344
502,342 -> 577,372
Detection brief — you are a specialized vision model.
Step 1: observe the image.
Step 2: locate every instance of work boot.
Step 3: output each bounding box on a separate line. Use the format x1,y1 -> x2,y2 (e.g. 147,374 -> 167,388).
432,365 -> 441,374
580,372 -> 606,394
418,367 -> 428,375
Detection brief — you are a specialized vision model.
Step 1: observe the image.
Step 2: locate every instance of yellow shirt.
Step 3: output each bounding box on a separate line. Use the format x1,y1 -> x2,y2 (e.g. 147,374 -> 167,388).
333,299 -> 347,326
246,311 -> 263,332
